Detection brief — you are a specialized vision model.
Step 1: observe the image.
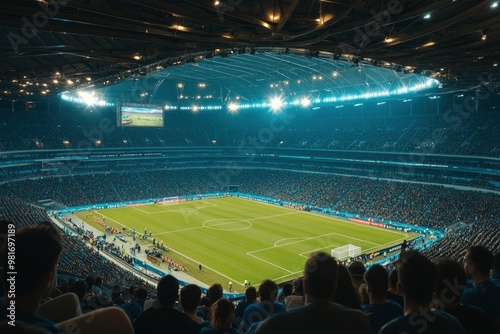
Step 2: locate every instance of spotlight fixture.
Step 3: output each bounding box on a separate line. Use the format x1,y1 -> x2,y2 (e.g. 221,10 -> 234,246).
228,103 -> 238,112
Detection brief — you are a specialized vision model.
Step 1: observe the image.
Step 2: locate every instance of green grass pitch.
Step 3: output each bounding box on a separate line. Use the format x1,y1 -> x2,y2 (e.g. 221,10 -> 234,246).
83,197 -> 420,290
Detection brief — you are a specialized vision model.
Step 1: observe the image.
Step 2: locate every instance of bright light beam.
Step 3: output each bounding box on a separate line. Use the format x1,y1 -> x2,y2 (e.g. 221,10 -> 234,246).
300,98 -> 311,108
270,96 -> 283,112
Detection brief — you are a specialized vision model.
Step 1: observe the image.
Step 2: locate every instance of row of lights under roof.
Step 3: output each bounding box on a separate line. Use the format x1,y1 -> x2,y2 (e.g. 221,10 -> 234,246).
167,79 -> 440,113
176,83 -> 207,88
3,72 -> 93,97
61,77 -> 439,110
423,1 -> 498,19
384,1 -> 499,48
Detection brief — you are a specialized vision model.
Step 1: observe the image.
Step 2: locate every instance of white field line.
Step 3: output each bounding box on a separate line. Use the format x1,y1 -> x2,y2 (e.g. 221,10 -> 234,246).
271,270 -> 305,282
165,246 -> 246,287
135,201 -> 218,214
274,237 -> 308,247
94,211 -> 125,228
130,206 -> 152,214
247,232 -> 379,275
362,236 -> 411,253
152,211 -> 300,236
97,198 -> 419,286
95,210 -> 245,286
232,197 -> 410,237
248,231 -> 380,256
246,252 -> 294,274
298,243 -> 344,258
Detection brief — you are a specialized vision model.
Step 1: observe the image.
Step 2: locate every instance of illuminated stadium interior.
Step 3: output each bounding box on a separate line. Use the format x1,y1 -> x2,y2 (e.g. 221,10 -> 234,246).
0,1 -> 499,332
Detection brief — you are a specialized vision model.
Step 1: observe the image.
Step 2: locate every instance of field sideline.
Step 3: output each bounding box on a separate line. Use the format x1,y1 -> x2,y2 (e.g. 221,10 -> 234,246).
80,197 -> 420,288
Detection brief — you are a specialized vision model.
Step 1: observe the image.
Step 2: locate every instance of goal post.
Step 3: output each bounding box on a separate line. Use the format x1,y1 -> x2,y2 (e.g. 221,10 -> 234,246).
156,196 -> 182,205
331,244 -> 362,260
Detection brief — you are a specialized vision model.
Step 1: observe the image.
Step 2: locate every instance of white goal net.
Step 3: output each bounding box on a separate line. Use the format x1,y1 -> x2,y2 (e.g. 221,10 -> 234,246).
156,196 -> 184,205
331,244 -> 362,260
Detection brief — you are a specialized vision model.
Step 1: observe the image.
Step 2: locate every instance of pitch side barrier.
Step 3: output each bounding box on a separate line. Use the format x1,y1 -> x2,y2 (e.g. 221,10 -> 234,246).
56,192 -> 443,294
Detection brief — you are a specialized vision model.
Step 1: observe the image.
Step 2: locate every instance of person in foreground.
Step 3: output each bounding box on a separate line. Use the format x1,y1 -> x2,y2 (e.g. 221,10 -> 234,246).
254,251 -> 371,334
379,250 -> 466,334
0,223 -> 63,333
133,274 -> 199,334
200,298 -> 238,334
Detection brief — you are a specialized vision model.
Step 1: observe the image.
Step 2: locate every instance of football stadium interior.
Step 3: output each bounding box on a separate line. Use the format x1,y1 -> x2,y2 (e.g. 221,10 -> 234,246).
0,1 -> 499,333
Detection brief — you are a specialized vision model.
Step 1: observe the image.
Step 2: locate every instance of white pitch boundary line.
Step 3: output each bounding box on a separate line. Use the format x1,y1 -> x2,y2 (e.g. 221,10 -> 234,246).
93,211 -> 126,229
298,243 -> 345,258
362,236 -> 411,254
248,231 -> 380,256
247,231 -> 380,277
271,270 -> 305,282
97,199 -> 417,286
130,206 -> 151,214
296,235 -> 413,261
270,236 -> 416,281
165,246 -> 246,287
274,237 -> 308,247
246,252 -> 294,274
155,202 -> 219,214
94,210 -> 245,286
130,201 -> 219,215
152,211 -> 300,237
232,197 -> 411,237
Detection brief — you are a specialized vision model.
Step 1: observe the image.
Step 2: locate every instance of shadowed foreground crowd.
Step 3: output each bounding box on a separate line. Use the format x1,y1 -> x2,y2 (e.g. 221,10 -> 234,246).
1,220 -> 500,334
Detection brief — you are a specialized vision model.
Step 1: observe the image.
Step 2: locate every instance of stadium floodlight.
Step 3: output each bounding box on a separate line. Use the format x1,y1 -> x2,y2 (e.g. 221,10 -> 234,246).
228,102 -> 238,113
300,97 -> 311,108
269,96 -> 283,112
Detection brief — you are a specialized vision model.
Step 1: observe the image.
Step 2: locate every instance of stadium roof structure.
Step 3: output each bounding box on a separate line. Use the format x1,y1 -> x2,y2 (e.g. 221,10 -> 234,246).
0,0 -> 499,105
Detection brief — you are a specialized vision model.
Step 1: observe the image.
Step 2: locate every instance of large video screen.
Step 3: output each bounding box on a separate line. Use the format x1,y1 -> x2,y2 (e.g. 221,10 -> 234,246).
118,103 -> 164,127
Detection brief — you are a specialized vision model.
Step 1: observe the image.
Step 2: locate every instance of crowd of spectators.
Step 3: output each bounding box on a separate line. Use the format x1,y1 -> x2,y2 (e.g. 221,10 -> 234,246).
1,109 -> 499,157
0,192 -> 500,334
3,221 -> 499,333
0,197 -> 155,293
1,109 -> 499,331
1,166 -> 499,270
2,169 -> 499,233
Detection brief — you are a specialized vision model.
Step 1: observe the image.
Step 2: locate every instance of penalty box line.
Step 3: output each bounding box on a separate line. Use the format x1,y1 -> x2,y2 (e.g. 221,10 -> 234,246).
247,231 -> 380,274
248,231 -> 380,256
298,235 -> 413,259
